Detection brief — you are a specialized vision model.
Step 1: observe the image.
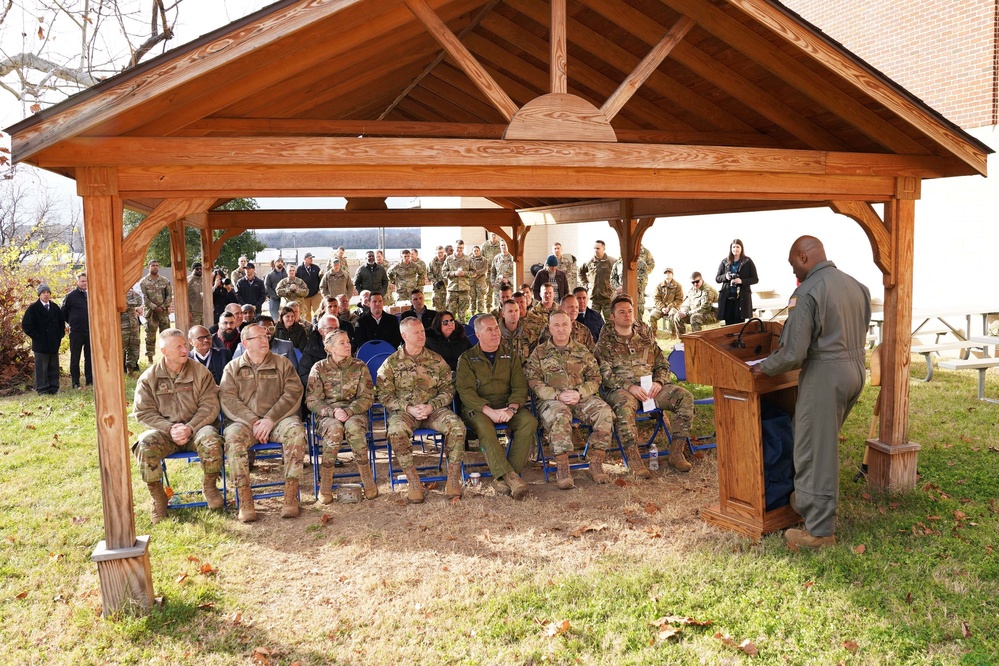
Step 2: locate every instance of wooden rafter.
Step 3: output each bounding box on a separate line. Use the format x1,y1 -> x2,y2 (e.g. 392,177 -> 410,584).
403,0 -> 519,122
600,16 -> 695,121
550,0 -> 566,94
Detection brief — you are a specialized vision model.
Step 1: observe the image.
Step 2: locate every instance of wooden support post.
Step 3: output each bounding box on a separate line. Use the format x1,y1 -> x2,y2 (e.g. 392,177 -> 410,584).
550,0 -> 567,94
78,167 -> 153,616
867,178 -> 921,492
507,217 -> 531,287
169,220 -> 190,334
194,216 -> 213,327
609,211 -> 654,307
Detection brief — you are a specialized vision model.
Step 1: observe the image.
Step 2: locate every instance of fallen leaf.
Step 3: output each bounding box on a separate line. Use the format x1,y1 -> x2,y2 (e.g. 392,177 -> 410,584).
740,639 -> 759,656
927,515 -> 941,521
175,573 -> 188,584
30,103 -> 41,113
25,425 -> 36,430
961,621 -> 971,638
15,591 -> 28,600
889,502 -> 900,509
199,563 -> 217,575
843,640 -> 859,653
804,581 -> 814,588
187,555 -> 201,563
542,619 -> 570,637
48,552 -> 64,561
613,478 -> 629,487
861,492 -> 872,501
854,544 -> 866,554
954,510 -> 966,521
251,646 -> 272,665
71,516 -> 87,525
570,523 -> 606,538
231,611 -> 243,625
905,592 -> 912,604
197,602 -> 215,609
645,526 -> 663,538
657,625 -> 682,640
566,502 -> 581,510
878,506 -> 887,516
644,502 -> 660,514
960,435 -> 973,443
652,615 -> 712,627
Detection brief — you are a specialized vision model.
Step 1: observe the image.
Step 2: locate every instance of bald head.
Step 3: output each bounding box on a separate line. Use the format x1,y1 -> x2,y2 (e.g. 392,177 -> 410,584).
788,235 -> 827,282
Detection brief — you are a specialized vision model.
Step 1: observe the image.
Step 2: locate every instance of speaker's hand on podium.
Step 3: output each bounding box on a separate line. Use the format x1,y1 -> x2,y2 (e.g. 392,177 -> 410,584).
750,364 -> 763,378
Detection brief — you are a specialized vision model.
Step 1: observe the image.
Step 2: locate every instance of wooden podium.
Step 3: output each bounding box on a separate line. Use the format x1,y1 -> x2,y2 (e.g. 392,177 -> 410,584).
682,322 -> 801,539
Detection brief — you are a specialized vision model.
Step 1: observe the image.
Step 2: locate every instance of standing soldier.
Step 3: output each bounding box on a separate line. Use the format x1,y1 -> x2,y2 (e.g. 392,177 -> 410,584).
428,245 -> 448,311
578,240 -> 616,321
377,318 -> 467,502
553,242 -> 578,291
442,239 -> 473,323
468,244 -> 490,315
480,233 -> 502,308
319,257 -> 353,301
525,312 -> 614,489
230,255 -> 249,285
220,323 -> 307,522
263,258 -> 287,320
140,259 -> 173,364
276,264 -> 309,307
490,241 -> 516,308
610,256 -> 650,320
649,268 -> 684,338
595,295 -> 695,477
133,328 -> 225,523
306,330 -> 377,504
410,248 -> 428,287
388,249 -> 422,304
188,262 -> 204,327
122,288 -> 144,374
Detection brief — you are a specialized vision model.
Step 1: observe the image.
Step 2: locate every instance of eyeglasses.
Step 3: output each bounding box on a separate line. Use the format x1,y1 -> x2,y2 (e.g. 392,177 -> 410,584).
193,335 -> 211,341
692,280 -> 702,285
264,325 -> 276,332
243,335 -> 265,342
441,319 -> 455,325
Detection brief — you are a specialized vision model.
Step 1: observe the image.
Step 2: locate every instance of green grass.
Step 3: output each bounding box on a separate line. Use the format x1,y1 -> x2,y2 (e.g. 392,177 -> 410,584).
1,357 -> 997,664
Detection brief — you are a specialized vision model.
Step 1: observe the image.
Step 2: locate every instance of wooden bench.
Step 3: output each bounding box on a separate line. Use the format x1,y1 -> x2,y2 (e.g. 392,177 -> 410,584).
910,341 -> 986,381
937,358 -> 999,402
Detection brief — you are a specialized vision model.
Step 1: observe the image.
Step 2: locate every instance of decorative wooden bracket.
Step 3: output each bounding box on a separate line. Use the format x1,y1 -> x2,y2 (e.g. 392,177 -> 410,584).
211,227 -> 247,261
828,200 -> 893,286
122,198 -> 216,290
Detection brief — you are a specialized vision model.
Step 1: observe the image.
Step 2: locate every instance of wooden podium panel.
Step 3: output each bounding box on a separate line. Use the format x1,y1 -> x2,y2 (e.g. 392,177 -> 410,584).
682,322 -> 801,539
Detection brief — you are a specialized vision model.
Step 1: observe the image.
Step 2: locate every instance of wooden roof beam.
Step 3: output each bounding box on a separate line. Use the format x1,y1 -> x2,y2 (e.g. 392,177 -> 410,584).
518,198 -> 824,224
207,208 -> 522,229
550,0 -> 566,94
600,16 -> 695,121
403,0 -> 519,122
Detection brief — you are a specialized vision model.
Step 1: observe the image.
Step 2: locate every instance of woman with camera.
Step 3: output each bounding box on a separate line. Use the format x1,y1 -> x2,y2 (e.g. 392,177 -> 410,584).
715,239 -> 759,326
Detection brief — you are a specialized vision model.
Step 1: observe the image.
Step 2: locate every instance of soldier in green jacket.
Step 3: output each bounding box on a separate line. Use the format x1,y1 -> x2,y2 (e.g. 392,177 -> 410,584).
525,312 -> 614,489
468,245 -> 490,315
578,240 -> 616,321
595,295 -> 695,477
428,246 -> 448,311
377,317 -> 466,502
649,268 -> 684,338
307,330 -> 376,503
671,272 -> 718,334
456,315 -> 537,499
140,259 -> 173,363
481,233 -> 502,307
122,288 -> 143,373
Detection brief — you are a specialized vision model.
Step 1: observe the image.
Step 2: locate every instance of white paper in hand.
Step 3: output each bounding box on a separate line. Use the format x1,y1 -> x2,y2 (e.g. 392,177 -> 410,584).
640,375 -> 656,412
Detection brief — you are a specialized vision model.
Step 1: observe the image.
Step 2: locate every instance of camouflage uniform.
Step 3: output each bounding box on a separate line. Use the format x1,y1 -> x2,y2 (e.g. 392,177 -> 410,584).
121,289 -> 143,371
594,323 -> 694,447
132,358 -> 223,483
276,275 -> 309,307
578,254 -> 616,322
557,253 -> 578,291
320,266 -> 354,300
376,346 -> 465,468
649,277 -> 685,336
412,257 -> 429,286
639,245 -> 655,275
672,283 -> 718,334
525,339 -> 613,455
219,351 -> 307,488
428,256 -> 448,311
140,273 -> 173,360
230,266 -> 247,286
388,261 -> 424,303
529,300 -> 560,323
188,272 -> 204,326
480,239 -> 502,307
610,257 -> 650,319
442,253 -> 473,322
490,253 -> 516,307
536,319 -> 594,349
468,253 -> 490,315
306,355 -> 374,466
501,319 -> 541,363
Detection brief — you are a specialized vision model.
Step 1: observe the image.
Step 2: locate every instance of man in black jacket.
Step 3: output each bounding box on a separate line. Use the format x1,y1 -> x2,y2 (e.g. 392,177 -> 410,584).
297,252 -> 323,322
235,262 -> 266,312
353,292 -> 402,349
399,288 -> 437,329
61,272 -> 91,389
22,283 -> 65,394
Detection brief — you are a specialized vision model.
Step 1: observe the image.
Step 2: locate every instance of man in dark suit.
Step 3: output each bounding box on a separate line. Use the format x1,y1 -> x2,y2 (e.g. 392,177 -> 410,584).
21,283 -> 66,394
188,325 -> 230,385
61,272 -> 91,389
353,291 -> 402,349
399,288 -> 437,329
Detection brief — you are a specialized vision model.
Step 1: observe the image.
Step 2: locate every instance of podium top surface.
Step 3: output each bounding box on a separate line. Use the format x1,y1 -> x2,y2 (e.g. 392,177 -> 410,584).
681,321 -> 799,393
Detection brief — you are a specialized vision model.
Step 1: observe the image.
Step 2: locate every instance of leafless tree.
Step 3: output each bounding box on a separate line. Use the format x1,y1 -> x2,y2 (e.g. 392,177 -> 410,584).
0,0 -> 185,108
0,169 -> 73,266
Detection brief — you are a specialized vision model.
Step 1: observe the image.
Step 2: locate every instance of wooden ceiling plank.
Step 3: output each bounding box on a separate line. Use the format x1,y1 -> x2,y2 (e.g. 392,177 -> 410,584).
380,0 -> 504,120
550,0 -> 567,94
422,73 -> 507,122
503,0 -> 752,133
407,86 -> 488,124
724,0 -> 987,174
403,0 -> 519,121
577,0 -> 846,150
185,118 -> 508,138
601,15 -> 695,121
661,0 -> 930,155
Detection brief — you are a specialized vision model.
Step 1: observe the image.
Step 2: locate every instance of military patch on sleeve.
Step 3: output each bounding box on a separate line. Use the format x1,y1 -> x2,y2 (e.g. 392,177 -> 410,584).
787,297 -> 797,309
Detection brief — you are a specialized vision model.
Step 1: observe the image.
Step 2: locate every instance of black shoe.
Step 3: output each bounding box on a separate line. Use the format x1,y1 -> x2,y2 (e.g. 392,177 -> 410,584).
72,384 -> 80,390
334,458 -> 344,468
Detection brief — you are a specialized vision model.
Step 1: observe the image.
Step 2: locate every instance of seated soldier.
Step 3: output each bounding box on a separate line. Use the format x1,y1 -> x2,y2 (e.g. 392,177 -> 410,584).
525,312 -> 614,489
212,310 -> 241,354
220,323 -> 307,522
536,294 -> 595,348
671,272 -> 718,334
399,288 -> 437,329
529,282 -> 561,320
133,328 -> 224,523
456,315 -> 538,500
499,297 -> 539,363
377,317 -> 466,503
648,268 -> 684,338
595,295 -> 695,476
306,330 -> 376,503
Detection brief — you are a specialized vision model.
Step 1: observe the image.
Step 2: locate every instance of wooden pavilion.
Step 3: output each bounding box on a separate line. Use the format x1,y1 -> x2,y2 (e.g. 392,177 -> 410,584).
6,0 -> 990,615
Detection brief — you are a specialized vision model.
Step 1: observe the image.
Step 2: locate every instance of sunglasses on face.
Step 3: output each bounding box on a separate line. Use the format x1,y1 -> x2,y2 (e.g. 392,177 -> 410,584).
441,319 -> 455,325
692,280 -> 702,285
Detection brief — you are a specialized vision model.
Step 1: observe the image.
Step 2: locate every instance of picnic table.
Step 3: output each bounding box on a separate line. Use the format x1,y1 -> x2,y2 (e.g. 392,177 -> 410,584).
869,307 -> 999,348
937,336 -> 999,402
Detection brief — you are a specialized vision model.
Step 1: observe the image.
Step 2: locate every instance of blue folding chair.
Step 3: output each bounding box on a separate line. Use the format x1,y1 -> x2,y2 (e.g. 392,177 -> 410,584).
309,414 -> 367,494
531,400 -> 597,483
613,406 -> 677,470
357,340 -> 396,364
667,346 -> 716,452
365,352 -> 393,480
161,450 -> 227,509
233,441 -> 302,509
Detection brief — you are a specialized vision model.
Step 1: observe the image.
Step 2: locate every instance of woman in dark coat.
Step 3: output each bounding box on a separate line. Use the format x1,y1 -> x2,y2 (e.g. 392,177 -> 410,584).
715,238 -> 759,326
212,273 -> 239,326
274,305 -> 310,352
425,310 -> 471,372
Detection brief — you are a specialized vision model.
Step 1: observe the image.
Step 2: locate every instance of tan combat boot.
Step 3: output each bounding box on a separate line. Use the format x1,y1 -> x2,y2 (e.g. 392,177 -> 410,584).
626,446 -> 652,479
318,465 -> 334,504
357,461 -> 379,500
202,473 -> 224,510
554,453 -> 575,490
403,467 -> 425,504
147,481 -> 168,524
444,462 -> 463,500
504,471 -> 529,500
281,478 -> 300,518
668,442 -> 692,473
237,486 -> 257,523
588,450 -> 611,484
785,528 -> 836,550
493,477 -> 511,496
